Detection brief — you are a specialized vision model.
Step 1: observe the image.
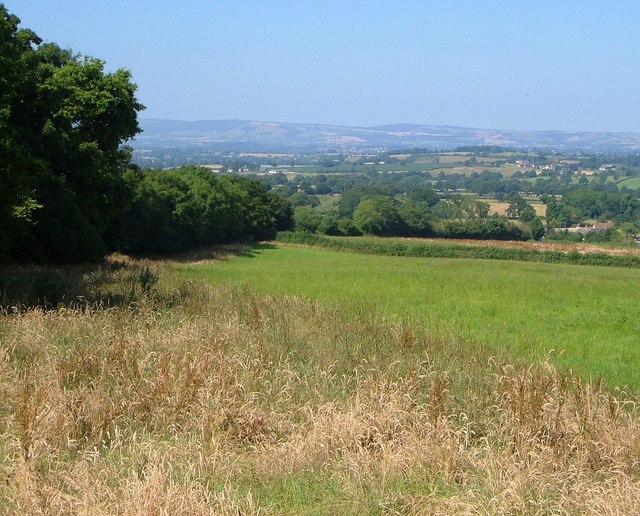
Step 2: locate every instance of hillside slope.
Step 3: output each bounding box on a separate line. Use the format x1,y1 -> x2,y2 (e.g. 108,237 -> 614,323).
134,118 -> 640,152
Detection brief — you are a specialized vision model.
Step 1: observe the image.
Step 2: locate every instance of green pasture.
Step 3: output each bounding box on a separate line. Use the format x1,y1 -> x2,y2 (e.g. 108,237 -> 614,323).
618,176 -> 640,189
177,244 -> 640,390
289,151 -> 525,176
293,161 -> 458,174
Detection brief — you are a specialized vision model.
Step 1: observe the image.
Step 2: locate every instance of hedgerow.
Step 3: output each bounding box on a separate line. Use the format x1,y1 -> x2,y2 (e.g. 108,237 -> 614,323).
276,231 -> 640,267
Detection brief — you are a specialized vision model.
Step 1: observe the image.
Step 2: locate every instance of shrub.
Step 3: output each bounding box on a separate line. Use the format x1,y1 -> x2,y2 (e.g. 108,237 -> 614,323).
293,206 -> 322,233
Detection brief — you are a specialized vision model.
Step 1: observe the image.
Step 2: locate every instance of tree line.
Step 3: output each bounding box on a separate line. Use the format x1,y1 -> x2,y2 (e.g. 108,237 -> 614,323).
291,190 -> 543,241
0,7 -> 291,263
255,152 -> 640,243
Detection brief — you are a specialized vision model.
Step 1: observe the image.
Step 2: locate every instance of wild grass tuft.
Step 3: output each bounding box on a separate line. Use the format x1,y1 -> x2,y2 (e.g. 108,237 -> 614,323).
0,258 -> 639,513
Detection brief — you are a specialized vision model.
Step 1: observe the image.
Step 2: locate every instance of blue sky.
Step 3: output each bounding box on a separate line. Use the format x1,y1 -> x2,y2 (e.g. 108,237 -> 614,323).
4,1 -> 640,131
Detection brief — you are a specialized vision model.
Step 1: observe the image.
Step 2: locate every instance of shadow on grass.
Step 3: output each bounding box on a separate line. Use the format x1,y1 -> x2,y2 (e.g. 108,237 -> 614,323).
161,242 -> 279,263
0,254 -> 175,310
238,242 -> 278,258
0,242 -> 280,310
0,256 -> 151,310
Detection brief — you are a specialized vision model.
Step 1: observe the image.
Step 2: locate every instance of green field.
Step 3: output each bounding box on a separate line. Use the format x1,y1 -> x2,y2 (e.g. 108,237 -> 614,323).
177,244 -> 640,389
5,260 -> 640,512
617,176 -> 640,189
292,161 -> 457,174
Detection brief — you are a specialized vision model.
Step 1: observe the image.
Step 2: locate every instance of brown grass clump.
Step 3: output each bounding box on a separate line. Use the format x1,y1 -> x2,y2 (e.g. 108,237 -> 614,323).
1,260 -> 640,513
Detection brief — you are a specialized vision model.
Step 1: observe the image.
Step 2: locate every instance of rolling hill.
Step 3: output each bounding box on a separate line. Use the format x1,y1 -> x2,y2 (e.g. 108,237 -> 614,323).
133,118 -> 640,153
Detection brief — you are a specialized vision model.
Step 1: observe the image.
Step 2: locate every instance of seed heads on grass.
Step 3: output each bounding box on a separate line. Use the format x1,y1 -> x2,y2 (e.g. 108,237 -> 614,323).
2,259 -> 640,512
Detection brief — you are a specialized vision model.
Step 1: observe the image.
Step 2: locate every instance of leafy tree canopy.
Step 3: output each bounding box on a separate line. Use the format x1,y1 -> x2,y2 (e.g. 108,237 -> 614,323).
1,5 -> 143,262
353,195 -> 403,236
123,167 -> 293,255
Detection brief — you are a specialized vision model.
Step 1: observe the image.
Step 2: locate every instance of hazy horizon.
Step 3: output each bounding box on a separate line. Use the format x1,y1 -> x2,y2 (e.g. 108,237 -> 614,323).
4,1 -> 640,133
138,117 -> 640,134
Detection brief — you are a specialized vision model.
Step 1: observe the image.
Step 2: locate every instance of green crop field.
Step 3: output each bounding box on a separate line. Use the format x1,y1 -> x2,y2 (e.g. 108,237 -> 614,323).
177,244 -> 640,389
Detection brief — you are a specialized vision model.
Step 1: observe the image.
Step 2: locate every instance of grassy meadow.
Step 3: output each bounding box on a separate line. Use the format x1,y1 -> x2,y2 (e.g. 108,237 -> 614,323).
618,176 -> 640,189
2,258 -> 640,513
178,244 -> 640,390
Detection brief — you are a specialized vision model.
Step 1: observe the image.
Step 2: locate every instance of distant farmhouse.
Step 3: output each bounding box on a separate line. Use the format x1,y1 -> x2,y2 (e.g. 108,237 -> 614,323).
561,221 -> 614,236
516,160 -> 535,169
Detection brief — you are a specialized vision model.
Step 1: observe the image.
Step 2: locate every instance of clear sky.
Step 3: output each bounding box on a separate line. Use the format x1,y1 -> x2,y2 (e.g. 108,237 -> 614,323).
3,1 -> 640,132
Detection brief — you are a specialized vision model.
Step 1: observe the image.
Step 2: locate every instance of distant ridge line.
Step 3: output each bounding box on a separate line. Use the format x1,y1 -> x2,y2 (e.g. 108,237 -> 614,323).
134,119 -> 640,153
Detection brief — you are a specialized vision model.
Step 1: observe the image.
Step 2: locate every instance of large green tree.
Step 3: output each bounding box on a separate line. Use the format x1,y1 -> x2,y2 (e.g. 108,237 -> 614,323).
1,5 -> 143,262
353,195 -> 403,236
0,7 -> 35,261
398,200 -> 432,236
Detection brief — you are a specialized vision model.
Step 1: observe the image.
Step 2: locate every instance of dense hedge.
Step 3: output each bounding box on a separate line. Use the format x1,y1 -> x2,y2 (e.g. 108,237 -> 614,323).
122,167 -> 293,255
439,217 -> 529,240
275,232 -> 640,268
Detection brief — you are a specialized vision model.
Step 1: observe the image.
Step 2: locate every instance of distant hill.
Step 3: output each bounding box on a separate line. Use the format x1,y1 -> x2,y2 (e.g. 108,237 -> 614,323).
133,119 -> 640,153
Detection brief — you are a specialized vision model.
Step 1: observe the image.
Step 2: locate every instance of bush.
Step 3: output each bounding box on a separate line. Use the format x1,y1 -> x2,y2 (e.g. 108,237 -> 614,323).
317,211 -> 342,236
294,206 -> 322,233
439,217 -> 525,241
545,230 -> 584,243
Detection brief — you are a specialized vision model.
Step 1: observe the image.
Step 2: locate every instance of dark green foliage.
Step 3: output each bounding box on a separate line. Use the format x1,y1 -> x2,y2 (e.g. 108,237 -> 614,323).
123,167 -> 292,255
317,210 -> 342,236
584,229 -> 614,243
337,217 -> 360,236
0,9 -> 40,262
1,6 -> 143,263
560,188 -> 640,222
430,200 -> 465,220
441,216 -> 526,241
289,191 -> 320,208
353,195 -> 403,236
398,200 -> 433,237
505,193 -> 530,220
1,4 -> 289,262
545,230 -> 585,243
337,189 -> 367,218
337,186 -> 396,218
407,186 -> 440,207
293,206 -> 322,233
542,195 -> 560,226
525,216 -> 546,240
269,193 -> 295,232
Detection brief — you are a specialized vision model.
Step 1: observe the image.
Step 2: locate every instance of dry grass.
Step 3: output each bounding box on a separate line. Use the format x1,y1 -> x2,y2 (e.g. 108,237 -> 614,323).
395,235 -> 640,257
488,200 -> 547,218
1,260 -> 639,513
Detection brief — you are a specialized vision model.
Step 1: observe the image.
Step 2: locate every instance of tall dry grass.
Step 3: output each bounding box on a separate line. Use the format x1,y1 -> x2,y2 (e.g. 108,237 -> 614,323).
0,260 -> 639,514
